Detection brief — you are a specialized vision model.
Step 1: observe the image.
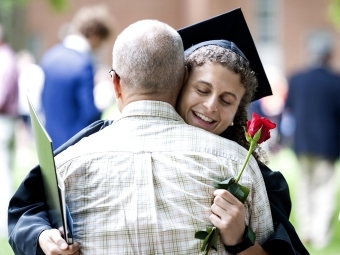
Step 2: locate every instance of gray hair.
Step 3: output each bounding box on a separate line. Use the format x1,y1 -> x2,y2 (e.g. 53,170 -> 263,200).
306,30 -> 333,66
112,20 -> 184,92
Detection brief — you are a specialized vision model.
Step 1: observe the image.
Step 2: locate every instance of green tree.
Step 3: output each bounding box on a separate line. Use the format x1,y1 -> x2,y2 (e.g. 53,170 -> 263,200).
0,0 -> 68,13
328,0 -> 340,28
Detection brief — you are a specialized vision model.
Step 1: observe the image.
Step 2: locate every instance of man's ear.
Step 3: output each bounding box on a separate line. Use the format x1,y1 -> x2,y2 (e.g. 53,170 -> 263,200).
112,73 -> 122,100
183,66 -> 189,85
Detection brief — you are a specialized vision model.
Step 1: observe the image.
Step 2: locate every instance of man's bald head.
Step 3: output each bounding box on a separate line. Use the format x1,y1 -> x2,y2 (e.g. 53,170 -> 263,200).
112,20 -> 185,96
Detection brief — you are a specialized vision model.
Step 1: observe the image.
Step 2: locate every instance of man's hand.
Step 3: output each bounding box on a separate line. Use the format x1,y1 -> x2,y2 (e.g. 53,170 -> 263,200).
38,229 -> 80,255
209,189 -> 245,246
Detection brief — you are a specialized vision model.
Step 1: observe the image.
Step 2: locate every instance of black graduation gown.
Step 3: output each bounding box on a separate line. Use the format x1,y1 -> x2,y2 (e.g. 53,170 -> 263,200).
7,120 -> 309,255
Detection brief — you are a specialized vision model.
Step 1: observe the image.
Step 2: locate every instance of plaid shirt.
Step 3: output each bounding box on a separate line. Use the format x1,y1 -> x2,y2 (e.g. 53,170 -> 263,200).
56,100 -> 273,255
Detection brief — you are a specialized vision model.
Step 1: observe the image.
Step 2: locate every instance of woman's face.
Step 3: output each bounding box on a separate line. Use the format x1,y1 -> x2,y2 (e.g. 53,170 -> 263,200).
176,62 -> 245,135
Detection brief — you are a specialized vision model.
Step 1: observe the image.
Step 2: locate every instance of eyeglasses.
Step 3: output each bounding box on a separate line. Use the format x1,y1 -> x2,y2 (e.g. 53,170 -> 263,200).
108,68 -> 120,79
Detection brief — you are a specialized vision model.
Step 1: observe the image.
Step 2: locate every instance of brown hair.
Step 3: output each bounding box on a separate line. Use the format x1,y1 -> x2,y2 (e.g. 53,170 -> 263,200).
71,5 -> 111,40
185,45 -> 266,162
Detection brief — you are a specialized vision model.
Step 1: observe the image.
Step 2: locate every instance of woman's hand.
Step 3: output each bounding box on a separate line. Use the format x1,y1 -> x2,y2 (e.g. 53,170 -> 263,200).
38,229 -> 80,255
210,189 -> 245,246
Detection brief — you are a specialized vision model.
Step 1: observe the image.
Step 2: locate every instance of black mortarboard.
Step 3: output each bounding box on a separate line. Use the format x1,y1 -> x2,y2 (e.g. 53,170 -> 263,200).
177,8 -> 272,101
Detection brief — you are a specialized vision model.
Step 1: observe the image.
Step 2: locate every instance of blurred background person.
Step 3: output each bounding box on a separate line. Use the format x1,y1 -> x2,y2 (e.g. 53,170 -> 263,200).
0,23 -> 18,237
40,4 -> 112,149
14,50 -> 45,173
17,49 -> 45,131
284,30 -> 340,250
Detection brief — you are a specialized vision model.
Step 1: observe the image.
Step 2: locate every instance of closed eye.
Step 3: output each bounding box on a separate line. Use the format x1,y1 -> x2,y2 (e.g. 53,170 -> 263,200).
220,98 -> 231,106
197,88 -> 209,94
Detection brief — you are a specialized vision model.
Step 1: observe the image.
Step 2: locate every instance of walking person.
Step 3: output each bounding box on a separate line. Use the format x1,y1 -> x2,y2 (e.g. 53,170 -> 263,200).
40,5 -> 112,149
285,31 -> 340,249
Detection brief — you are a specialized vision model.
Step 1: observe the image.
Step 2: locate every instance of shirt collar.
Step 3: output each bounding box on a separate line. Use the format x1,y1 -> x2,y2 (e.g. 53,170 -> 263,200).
63,35 -> 91,53
115,100 -> 184,123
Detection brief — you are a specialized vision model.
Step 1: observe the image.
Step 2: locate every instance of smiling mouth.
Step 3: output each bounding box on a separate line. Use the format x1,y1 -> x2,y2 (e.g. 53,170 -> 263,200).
193,111 -> 214,123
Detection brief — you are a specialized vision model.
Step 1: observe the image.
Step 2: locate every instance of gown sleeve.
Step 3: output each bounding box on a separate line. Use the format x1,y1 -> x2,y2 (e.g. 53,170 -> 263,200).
259,162 -> 309,255
7,120 -> 114,255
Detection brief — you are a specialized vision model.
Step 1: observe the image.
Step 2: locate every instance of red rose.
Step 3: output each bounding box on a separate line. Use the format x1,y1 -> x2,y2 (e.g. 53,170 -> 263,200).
246,112 -> 276,144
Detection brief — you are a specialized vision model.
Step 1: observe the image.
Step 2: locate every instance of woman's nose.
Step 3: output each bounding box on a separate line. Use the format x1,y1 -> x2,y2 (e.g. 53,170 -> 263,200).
203,97 -> 218,112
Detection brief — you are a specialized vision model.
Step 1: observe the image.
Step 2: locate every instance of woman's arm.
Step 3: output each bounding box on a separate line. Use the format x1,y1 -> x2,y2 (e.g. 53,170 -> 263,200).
239,242 -> 269,255
211,163 -> 309,255
259,162 -> 309,255
8,120 -> 114,255
211,189 -> 269,255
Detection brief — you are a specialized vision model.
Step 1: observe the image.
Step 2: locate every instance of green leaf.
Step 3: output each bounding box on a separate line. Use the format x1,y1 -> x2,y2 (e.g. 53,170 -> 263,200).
200,227 -> 215,252
204,232 -> 215,254
216,177 -> 235,189
227,182 -> 249,204
194,230 -> 209,240
194,227 -> 217,254
253,127 -> 262,143
244,128 -> 252,143
211,231 -> 218,251
216,177 -> 249,203
247,226 -> 256,244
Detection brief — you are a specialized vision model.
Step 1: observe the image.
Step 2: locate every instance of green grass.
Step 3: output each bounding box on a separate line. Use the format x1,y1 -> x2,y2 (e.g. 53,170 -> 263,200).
268,148 -> 340,255
2,139 -> 340,254
1,129 -> 38,255
0,238 -> 13,255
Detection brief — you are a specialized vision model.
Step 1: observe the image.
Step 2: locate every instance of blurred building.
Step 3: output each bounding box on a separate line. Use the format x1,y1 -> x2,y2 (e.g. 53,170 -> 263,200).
1,0 -> 340,82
